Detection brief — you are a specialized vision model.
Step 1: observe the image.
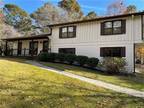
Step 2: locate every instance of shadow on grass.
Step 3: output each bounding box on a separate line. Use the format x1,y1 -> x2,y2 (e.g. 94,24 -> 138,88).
0,57 -> 32,64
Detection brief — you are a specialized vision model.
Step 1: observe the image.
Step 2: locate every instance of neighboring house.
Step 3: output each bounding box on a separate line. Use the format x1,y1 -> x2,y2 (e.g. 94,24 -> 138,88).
2,12 -> 144,73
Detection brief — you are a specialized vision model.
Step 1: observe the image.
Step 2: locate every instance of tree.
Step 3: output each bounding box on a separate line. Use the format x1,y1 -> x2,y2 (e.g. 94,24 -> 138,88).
31,3 -> 70,26
0,0 -> 4,23
0,9 -> 3,23
0,23 -> 22,55
3,4 -> 32,32
58,0 -> 83,20
0,23 -> 21,39
84,11 -> 97,20
107,0 -> 126,15
125,5 -> 137,14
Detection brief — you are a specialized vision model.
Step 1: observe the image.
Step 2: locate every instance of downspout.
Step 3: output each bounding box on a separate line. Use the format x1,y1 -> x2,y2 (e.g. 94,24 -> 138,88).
48,26 -> 52,53
141,15 -> 144,40
131,14 -> 135,73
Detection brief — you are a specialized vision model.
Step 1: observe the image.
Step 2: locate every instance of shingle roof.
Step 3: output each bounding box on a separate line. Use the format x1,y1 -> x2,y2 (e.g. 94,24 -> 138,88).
2,34 -> 50,41
49,12 -> 144,27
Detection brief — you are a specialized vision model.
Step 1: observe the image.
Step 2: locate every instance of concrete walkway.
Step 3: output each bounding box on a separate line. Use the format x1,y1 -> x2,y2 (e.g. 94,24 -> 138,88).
26,60 -> 144,98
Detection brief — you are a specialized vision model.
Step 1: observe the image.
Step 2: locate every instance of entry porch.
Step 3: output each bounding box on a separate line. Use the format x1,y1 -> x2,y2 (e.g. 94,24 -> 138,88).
1,34 -> 51,56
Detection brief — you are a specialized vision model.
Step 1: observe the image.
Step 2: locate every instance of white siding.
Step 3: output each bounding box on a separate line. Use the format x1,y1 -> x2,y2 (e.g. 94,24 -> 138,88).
50,15 -> 144,73
134,16 -> 142,43
51,17 -> 136,45
10,15 -> 143,72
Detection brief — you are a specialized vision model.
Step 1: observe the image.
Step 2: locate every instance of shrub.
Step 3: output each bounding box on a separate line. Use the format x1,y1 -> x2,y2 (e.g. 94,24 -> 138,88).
55,53 -> 66,63
87,57 -> 99,68
102,57 -> 126,74
65,54 -> 77,64
38,52 -> 57,62
76,55 -> 88,66
46,53 -> 56,62
38,52 -> 49,62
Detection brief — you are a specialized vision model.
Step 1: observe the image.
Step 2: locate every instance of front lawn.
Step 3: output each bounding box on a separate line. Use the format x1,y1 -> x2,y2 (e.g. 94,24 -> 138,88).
41,62 -> 144,91
0,58 -> 144,108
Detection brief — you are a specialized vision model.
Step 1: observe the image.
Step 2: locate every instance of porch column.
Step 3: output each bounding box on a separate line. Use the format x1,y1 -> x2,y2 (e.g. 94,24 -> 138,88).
17,40 -> 19,56
48,38 -> 51,53
31,39 -> 34,57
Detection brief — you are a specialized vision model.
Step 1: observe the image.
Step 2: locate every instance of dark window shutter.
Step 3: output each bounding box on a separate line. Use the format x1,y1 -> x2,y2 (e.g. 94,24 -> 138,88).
73,26 -> 77,37
100,48 -> 104,57
121,47 -> 126,57
59,27 -> 62,38
101,22 -> 105,35
121,20 -> 126,34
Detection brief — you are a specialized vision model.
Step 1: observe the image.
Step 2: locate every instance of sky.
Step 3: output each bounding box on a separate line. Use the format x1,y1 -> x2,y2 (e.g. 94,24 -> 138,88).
3,0 -> 144,15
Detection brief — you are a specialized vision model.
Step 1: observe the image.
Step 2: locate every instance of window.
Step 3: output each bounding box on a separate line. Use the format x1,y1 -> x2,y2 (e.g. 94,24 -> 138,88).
59,26 -> 76,38
113,21 -> 122,34
100,47 -> 126,57
59,48 -> 75,54
101,20 -> 126,35
104,22 -> 113,35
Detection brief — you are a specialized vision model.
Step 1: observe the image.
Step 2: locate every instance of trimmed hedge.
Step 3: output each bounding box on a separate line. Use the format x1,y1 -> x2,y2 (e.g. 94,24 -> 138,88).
76,55 -> 88,66
38,52 -> 49,62
65,54 -> 77,64
38,52 -> 99,68
47,53 -> 56,62
55,53 -> 66,62
87,57 -> 99,68
38,52 -> 56,62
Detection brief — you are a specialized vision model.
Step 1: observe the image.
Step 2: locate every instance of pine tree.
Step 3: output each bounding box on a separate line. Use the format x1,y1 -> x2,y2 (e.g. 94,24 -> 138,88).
58,0 -> 83,20
3,4 -> 32,32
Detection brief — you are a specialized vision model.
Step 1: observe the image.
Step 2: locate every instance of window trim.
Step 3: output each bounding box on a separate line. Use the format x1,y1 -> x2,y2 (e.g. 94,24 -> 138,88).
59,26 -> 76,39
101,19 -> 126,35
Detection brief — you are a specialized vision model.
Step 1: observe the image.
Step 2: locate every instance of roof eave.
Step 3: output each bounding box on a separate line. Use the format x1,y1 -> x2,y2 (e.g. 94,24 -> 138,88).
48,12 -> 144,27
2,34 -> 51,41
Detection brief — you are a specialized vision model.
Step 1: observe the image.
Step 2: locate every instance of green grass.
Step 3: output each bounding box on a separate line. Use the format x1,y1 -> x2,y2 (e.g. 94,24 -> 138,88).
41,62 -> 144,91
0,58 -> 144,108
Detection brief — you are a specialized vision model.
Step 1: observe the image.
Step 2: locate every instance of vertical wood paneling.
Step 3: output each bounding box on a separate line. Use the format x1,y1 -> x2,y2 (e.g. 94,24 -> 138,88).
51,16 -> 143,45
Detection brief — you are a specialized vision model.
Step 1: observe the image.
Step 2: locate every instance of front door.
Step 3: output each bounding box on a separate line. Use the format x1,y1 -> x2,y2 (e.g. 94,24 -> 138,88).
29,41 -> 38,55
17,42 -> 22,55
43,41 -> 48,52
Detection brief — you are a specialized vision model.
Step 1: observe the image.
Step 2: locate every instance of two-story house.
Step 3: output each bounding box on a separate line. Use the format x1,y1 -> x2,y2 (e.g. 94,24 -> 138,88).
2,12 -> 144,73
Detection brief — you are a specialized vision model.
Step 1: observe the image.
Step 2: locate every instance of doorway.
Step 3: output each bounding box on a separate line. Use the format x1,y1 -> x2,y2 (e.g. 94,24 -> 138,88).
29,41 -> 38,55
17,42 -> 22,55
43,41 -> 48,52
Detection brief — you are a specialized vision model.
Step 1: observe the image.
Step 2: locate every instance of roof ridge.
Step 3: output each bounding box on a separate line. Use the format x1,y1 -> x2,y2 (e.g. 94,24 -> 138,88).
49,11 -> 144,27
